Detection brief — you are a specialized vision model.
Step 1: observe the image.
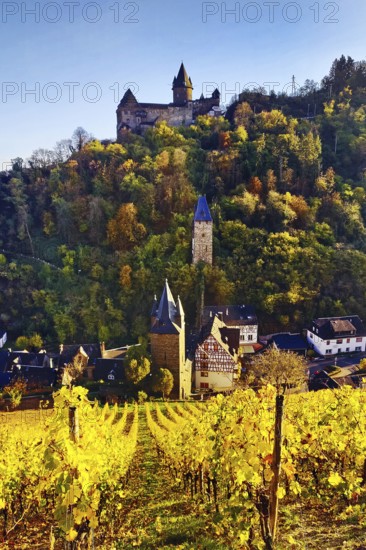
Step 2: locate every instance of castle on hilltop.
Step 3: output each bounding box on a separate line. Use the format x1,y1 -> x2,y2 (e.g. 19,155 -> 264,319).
116,63 -> 221,137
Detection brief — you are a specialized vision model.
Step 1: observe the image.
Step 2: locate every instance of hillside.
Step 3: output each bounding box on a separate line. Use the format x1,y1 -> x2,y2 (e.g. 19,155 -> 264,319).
1,56 -> 366,348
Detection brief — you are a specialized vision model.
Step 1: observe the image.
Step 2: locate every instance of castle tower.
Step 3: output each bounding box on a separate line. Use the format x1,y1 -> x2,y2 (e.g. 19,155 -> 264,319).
192,196 -> 213,265
172,62 -> 193,105
150,280 -> 187,399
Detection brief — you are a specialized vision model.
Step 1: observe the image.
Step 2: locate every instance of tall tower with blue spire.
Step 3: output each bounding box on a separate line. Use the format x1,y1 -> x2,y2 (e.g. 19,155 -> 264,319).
150,280 -> 191,399
192,196 -> 213,265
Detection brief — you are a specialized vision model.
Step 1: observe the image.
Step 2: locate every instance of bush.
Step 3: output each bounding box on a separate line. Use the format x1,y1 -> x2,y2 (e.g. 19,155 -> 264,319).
3,378 -> 27,409
137,390 -> 148,404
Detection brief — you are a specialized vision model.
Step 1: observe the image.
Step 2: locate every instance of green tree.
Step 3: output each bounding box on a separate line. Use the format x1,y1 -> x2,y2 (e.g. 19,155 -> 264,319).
152,368 -> 174,400
125,345 -> 151,385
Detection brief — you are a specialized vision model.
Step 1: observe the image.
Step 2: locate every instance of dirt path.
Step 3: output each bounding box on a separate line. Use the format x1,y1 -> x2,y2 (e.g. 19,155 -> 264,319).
102,405 -> 225,550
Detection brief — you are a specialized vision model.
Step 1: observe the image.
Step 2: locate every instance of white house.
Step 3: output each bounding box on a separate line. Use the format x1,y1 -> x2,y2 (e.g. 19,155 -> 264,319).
307,316 -> 366,356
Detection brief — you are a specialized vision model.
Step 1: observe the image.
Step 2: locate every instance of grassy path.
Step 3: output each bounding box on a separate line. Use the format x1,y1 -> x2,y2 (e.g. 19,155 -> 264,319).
105,405 -> 228,550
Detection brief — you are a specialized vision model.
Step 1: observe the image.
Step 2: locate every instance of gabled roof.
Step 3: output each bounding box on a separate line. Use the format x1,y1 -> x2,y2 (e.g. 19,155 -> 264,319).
194,196 -> 212,222
59,344 -> 102,366
9,351 -> 48,368
202,305 -> 257,327
197,315 -> 238,357
173,63 -> 193,89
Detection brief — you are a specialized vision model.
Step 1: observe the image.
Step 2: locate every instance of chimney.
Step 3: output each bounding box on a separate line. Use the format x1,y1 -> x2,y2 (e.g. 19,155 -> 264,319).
100,341 -> 106,357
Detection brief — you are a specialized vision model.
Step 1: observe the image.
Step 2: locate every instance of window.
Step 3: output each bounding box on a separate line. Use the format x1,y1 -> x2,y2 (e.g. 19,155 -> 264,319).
309,334 -> 313,339
346,347 -> 350,352
201,371 -> 208,377
326,349 -> 332,354
356,346 -> 362,352
356,337 -> 363,342
200,382 -> 209,389
248,334 -> 253,341
326,340 -> 330,345
347,338 -> 350,343
336,339 -> 342,344
213,344 -> 218,351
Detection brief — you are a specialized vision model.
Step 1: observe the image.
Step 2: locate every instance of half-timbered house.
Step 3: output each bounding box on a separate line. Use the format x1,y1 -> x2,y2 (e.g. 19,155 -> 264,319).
194,315 -> 239,392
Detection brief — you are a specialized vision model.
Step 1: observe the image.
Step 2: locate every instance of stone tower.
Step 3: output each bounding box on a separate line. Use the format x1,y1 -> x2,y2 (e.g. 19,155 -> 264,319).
150,280 -> 189,399
172,62 -> 193,105
192,196 -> 213,265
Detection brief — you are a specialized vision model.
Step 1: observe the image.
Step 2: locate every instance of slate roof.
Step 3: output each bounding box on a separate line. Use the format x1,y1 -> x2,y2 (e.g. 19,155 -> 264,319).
0,350 -> 10,372
194,196 -> 212,222
9,352 -> 48,368
270,333 -> 308,352
197,315 -> 239,357
202,305 -> 257,327
59,344 -> 102,366
173,63 -> 193,89
311,316 -> 366,339
118,88 -> 138,107
150,280 -> 181,335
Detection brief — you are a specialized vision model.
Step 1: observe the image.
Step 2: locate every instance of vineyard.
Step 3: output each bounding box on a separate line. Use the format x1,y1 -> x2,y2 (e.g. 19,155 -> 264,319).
1,387 -> 366,548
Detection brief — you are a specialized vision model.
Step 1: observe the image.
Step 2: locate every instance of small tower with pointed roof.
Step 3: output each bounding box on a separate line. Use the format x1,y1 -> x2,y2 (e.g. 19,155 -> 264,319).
192,196 -> 213,265
150,280 -> 190,399
172,62 -> 193,105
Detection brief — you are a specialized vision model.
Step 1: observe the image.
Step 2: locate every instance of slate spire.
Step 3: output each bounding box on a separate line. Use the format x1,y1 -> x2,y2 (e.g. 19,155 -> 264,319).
194,196 -> 213,222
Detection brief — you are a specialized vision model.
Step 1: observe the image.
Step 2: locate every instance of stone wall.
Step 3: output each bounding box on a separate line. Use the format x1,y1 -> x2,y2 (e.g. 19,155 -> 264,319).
192,220 -> 213,264
150,330 -> 186,398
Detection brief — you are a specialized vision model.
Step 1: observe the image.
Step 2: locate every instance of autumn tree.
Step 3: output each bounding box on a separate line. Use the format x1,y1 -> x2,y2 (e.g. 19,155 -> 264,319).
107,203 -> 146,251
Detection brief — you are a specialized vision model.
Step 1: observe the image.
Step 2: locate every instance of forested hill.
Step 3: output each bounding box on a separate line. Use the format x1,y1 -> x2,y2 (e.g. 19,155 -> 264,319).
1,56 -> 366,349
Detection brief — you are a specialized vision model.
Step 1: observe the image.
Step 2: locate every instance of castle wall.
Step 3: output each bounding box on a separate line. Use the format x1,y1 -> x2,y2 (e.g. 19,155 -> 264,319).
192,220 -> 213,265
117,104 -> 194,133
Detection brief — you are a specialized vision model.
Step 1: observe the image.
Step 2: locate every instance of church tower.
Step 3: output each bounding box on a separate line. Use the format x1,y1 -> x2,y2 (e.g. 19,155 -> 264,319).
150,280 -> 190,399
172,62 -> 193,105
192,196 -> 213,265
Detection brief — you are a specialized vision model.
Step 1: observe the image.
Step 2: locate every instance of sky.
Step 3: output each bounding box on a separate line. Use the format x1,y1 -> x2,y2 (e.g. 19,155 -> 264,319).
0,0 -> 365,167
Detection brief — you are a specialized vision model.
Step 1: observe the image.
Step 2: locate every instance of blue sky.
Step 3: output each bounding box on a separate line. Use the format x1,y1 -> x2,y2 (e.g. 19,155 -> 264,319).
0,0 -> 365,166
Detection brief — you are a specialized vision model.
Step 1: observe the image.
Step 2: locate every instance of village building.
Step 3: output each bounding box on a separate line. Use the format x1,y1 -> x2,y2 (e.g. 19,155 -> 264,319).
116,63 -> 221,136
201,305 -> 258,351
192,196 -> 213,265
194,315 -> 239,392
306,316 -> 366,356
150,280 -> 192,399
269,332 -> 309,356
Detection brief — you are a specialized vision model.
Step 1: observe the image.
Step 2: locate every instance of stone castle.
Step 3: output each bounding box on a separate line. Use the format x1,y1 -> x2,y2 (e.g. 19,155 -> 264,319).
116,63 -> 221,136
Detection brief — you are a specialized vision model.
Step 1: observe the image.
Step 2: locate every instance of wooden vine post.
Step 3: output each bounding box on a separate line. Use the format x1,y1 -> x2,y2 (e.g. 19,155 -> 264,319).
269,393 -> 284,540
69,406 -> 80,443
